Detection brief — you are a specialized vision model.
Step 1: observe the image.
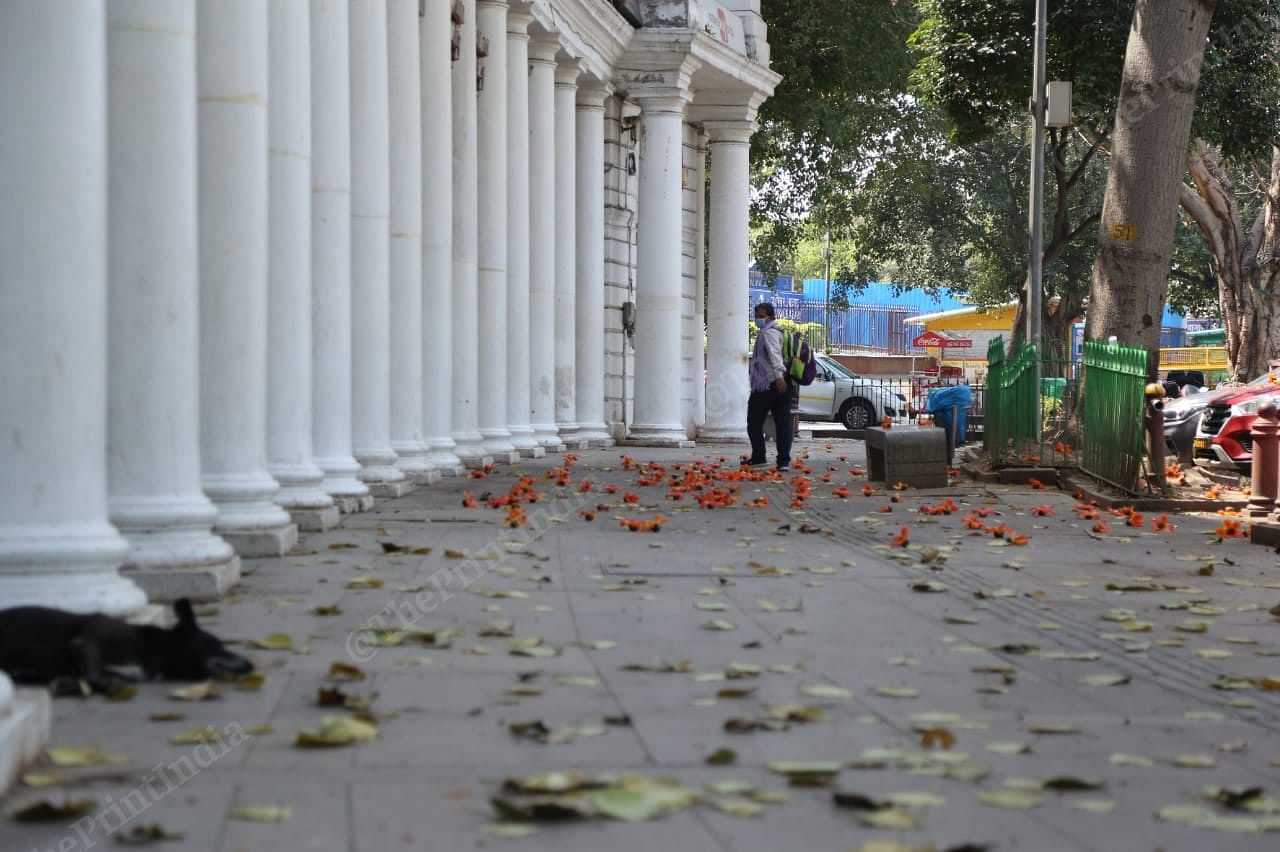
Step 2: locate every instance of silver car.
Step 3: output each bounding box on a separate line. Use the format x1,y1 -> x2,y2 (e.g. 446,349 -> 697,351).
798,355 -> 908,430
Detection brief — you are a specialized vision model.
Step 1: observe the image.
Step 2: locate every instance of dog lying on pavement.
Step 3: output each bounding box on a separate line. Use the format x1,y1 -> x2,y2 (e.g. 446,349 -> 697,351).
0,599 -> 253,695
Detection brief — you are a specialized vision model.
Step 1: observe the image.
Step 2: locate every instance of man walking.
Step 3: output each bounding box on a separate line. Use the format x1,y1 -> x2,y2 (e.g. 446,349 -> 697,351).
746,302 -> 791,470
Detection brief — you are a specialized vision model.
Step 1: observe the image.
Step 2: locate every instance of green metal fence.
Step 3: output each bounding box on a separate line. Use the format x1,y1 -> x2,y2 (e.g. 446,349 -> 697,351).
984,338 -> 1043,464
984,337 -> 1083,467
1080,339 -> 1148,494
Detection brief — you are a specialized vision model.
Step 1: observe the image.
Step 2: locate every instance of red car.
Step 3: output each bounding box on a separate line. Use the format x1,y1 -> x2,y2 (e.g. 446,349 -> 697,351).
1193,381 -> 1280,472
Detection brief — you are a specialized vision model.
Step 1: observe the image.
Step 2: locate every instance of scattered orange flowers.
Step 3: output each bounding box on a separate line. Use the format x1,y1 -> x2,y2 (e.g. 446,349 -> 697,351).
622,492 -> 640,504
1126,512 -> 1146,528
890,525 -> 910,547
620,455 -> 637,470
461,491 -> 478,509
1092,520 -> 1111,534
1151,514 -> 1175,532
505,505 -> 527,528
1030,505 -> 1054,517
920,498 -> 959,516
746,497 -> 770,509
832,486 -> 851,499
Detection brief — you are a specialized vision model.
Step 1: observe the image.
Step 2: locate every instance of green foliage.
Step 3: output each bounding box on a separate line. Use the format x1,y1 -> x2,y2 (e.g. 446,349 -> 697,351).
748,318 -> 827,353
911,0 -> 1280,159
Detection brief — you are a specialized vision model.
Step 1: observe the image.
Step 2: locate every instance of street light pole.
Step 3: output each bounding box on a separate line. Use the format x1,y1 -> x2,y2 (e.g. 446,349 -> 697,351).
1027,0 -> 1047,356
823,225 -> 832,353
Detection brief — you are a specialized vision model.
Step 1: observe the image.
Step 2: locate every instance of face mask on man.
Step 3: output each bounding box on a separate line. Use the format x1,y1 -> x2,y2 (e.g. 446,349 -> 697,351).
754,317 -> 768,329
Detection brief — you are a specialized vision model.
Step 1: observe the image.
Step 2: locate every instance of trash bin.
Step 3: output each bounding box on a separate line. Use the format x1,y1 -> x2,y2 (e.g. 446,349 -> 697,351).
928,385 -> 973,453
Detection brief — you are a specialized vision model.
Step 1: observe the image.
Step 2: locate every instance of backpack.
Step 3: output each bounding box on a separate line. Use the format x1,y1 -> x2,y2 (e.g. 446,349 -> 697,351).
782,331 -> 818,386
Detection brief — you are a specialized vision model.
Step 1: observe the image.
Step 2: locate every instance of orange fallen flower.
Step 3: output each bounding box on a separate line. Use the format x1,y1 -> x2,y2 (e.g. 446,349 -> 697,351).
469,469 -> 488,479
578,480 -> 593,493
604,484 -> 619,494
622,492 -> 641,504
505,505 -> 527,528
1092,520 -> 1111,534
962,514 -> 986,530
848,466 -> 867,476
1214,519 -> 1247,540
1030,505 -> 1054,517
881,416 -> 893,429
619,515 -> 667,533
891,482 -> 910,492
1007,532 -> 1030,546
1126,512 -> 1145,528
746,497 -> 770,509
1205,486 -> 1221,500
862,484 -> 878,497
890,525 -> 910,547
1151,514 -> 1175,532
1028,477 -> 1045,490
832,486 -> 851,499
971,507 -> 998,518
875,504 -> 894,513
579,509 -> 596,521
620,455 -> 637,470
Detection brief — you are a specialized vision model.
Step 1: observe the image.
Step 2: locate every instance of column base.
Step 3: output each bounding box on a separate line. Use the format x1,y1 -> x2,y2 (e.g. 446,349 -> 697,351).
509,426 -> 544,457
517,445 -> 546,458
217,523 -> 298,558
461,453 -> 495,470
576,423 -> 614,447
626,424 -> 695,448
697,426 -> 750,443
407,468 -> 442,485
0,679 -> 50,798
0,524 -> 146,616
286,504 -> 343,530
532,424 -> 565,453
368,479 -> 416,498
424,436 -> 465,475
124,554 -> 241,602
316,454 -> 374,513
453,432 -> 493,469
480,428 -> 519,458
391,440 -> 433,479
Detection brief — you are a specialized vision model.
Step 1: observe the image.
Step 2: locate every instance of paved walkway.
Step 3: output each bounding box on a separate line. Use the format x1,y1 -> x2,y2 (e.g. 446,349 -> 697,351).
4,440 -> 1280,852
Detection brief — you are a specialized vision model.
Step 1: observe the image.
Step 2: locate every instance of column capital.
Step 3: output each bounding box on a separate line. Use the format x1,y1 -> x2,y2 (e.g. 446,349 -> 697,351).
576,75 -> 612,108
703,120 -> 756,145
529,36 -> 558,64
554,57 -> 581,88
632,91 -> 693,117
506,7 -> 533,35
617,55 -> 701,104
477,0 -> 509,8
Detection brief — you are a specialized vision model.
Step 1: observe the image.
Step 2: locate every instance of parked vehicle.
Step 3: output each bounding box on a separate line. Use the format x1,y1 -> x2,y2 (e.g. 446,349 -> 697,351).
1163,388 -> 1211,464
798,355 -> 908,430
1193,376 -> 1280,472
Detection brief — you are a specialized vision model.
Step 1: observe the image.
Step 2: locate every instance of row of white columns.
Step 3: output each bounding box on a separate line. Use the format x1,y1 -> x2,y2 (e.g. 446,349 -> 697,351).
0,0 -> 756,614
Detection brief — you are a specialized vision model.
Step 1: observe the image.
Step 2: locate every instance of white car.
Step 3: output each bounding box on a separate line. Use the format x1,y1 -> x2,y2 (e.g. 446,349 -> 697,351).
798,354 -> 908,430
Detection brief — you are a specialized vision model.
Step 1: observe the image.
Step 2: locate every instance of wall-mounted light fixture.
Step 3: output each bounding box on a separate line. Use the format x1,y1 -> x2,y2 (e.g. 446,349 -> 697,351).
476,33 -> 489,91
451,1 -> 464,62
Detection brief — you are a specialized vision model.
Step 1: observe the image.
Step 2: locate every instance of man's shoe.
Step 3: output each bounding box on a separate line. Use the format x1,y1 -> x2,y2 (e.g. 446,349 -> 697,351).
776,462 -> 790,472
745,458 -> 768,468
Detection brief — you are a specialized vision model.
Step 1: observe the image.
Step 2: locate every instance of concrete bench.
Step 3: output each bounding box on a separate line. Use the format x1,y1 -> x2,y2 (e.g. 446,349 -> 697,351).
865,426 -> 949,489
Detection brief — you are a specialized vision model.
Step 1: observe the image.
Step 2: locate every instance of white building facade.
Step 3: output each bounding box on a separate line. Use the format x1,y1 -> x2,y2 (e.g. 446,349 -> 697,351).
0,0 -> 775,785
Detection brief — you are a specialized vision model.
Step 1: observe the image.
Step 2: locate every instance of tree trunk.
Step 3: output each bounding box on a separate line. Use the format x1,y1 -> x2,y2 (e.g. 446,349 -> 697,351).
1181,144 -> 1280,381
1085,0 -> 1217,379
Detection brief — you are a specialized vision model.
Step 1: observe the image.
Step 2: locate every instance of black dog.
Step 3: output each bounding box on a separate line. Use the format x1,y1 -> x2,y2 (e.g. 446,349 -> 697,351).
0,599 -> 253,695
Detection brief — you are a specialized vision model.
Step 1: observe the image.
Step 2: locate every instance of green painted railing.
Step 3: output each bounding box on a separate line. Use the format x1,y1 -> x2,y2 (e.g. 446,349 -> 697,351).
1080,340 -> 1148,493
985,337 -> 1041,463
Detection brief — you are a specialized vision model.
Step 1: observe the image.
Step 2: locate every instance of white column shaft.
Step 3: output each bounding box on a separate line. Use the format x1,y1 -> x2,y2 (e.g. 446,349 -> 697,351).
553,64 -> 581,442
629,97 -> 693,445
197,0 -> 298,555
574,87 -> 611,446
107,0 -> 239,589
387,0 -> 432,481
0,1 -> 145,614
702,126 -> 754,441
527,42 -> 563,451
310,0 -> 372,511
504,10 -> 541,457
451,0 -> 490,465
692,131 -> 707,431
476,0 -> 517,459
268,0 -> 339,530
420,0 -> 464,474
350,0 -> 406,489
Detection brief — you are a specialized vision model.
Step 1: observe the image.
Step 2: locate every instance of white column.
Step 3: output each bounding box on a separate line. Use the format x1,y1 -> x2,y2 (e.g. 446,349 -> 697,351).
311,0 -> 372,512
554,60 -> 584,447
476,0 -> 519,463
701,121 -> 754,442
504,7 -> 543,459
692,129 -> 708,432
420,0 -> 464,475
0,1 -> 146,615
197,0 -> 298,556
267,0 -> 341,532
107,0 -> 239,600
527,38 -> 564,452
350,0 -> 409,495
574,80 -> 613,447
387,0 -> 436,484
451,0 -> 493,468
629,93 -> 695,446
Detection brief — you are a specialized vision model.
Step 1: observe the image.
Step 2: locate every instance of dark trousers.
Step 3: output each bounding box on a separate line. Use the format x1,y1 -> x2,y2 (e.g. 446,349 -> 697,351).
747,385 -> 792,466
